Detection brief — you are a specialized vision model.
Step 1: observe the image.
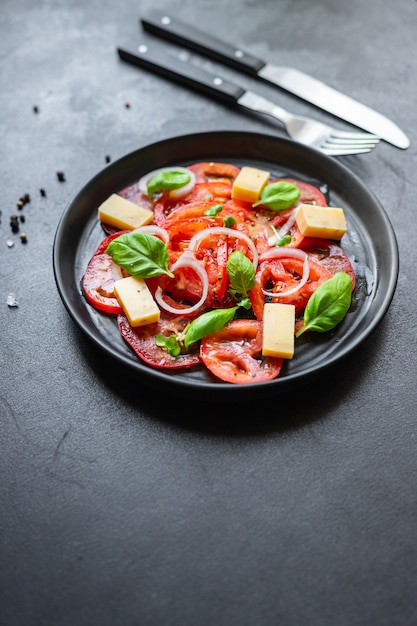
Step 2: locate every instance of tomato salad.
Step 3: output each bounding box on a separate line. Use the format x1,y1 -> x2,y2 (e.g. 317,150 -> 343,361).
82,161 -> 355,384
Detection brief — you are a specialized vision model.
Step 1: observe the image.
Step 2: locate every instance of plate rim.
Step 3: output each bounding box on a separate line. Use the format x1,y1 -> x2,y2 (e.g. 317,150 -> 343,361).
53,130 -> 399,397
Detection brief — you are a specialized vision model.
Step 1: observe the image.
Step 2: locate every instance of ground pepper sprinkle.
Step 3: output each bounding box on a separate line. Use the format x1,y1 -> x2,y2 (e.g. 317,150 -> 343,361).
10,215 -> 19,233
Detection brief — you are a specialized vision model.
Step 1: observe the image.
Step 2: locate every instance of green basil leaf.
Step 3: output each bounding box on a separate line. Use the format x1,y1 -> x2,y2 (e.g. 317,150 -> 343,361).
147,170 -> 191,197
276,234 -> 292,247
223,216 -> 236,228
226,250 -> 255,296
296,272 -> 352,337
155,334 -> 181,357
204,203 -> 223,216
253,181 -> 300,211
184,307 -> 237,350
228,293 -> 252,310
107,232 -> 174,278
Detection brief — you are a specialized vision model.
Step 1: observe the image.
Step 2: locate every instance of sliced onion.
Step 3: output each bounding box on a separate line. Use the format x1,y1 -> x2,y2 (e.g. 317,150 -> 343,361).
259,247 -> 310,297
111,260 -> 124,282
132,225 -> 170,245
267,209 -> 298,246
98,260 -> 123,298
138,166 -> 196,199
188,226 -> 259,269
155,253 -> 209,315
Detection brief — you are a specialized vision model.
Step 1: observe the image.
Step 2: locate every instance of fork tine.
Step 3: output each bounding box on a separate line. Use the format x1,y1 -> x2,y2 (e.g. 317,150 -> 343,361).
321,146 -> 374,156
326,136 -> 380,146
330,130 -> 380,141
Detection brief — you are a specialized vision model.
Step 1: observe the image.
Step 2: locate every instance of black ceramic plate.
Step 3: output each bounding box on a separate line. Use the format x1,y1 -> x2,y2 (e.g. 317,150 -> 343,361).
53,131 -> 398,398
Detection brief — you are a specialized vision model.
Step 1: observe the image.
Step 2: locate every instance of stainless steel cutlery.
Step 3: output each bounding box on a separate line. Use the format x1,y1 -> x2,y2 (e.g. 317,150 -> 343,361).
117,12 -> 410,155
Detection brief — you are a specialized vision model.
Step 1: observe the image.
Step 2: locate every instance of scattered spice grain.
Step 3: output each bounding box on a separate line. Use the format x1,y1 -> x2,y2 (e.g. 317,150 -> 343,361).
10,215 -> 19,233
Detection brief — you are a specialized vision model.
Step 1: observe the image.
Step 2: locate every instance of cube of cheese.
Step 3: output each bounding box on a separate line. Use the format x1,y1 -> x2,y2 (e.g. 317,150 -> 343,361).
231,166 -> 270,203
295,204 -> 347,240
113,276 -> 160,327
98,193 -> 153,230
262,303 -> 295,359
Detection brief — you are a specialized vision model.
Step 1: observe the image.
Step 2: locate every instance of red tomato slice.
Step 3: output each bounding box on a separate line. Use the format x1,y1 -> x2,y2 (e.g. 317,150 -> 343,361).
188,162 -> 240,182
250,256 -> 333,319
300,239 -> 356,289
153,182 -> 234,226
82,232 -> 128,314
200,320 -> 283,384
118,313 -> 201,369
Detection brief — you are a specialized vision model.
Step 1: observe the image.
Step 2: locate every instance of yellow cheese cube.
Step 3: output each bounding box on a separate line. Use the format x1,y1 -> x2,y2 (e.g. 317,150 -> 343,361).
231,166 -> 270,203
98,193 -> 153,230
295,204 -> 347,240
113,276 -> 160,327
262,303 -> 295,359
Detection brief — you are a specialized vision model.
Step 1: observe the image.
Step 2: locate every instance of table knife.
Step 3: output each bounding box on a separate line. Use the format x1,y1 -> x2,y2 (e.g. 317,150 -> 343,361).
140,10 -> 409,149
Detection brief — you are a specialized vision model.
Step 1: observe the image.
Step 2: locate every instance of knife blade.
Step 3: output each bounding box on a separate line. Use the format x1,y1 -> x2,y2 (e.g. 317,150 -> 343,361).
141,10 -> 409,149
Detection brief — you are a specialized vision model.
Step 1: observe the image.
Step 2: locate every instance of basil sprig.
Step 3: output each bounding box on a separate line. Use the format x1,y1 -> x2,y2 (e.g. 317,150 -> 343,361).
184,251 -> 256,348
277,234 -> 292,247
147,170 -> 191,197
106,231 -> 174,278
226,250 -> 255,309
296,272 -> 352,337
253,181 -> 300,211
155,334 -> 182,357
183,307 -> 238,350
155,306 -> 239,356
154,250 -> 256,356
204,203 -> 223,216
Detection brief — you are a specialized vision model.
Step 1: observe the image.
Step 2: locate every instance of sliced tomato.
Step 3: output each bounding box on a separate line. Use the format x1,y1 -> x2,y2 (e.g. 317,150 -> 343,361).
188,162 -> 240,183
166,215 -> 225,252
200,320 -> 283,384
118,313 -> 201,369
250,255 -> 333,320
81,232 -> 128,314
300,238 -> 356,288
153,182 -> 234,226
147,261 -> 209,316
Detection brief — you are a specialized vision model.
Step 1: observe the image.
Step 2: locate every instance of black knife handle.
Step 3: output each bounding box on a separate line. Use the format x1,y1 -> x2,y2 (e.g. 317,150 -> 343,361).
141,10 -> 265,76
117,41 -> 246,104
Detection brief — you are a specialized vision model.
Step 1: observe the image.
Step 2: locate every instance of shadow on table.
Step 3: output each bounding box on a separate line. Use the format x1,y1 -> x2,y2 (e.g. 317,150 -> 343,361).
81,330 -> 375,438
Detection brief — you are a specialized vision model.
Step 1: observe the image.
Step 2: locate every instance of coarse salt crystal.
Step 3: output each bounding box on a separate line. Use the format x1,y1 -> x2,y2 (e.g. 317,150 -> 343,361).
7,293 -> 18,307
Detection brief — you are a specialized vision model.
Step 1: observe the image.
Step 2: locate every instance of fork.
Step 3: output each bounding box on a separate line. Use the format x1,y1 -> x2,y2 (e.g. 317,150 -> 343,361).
238,92 -> 380,155
117,42 -> 380,156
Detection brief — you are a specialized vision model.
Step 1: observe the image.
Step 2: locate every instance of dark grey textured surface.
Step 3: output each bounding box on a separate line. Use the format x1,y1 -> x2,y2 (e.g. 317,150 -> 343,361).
1,1 -> 416,625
